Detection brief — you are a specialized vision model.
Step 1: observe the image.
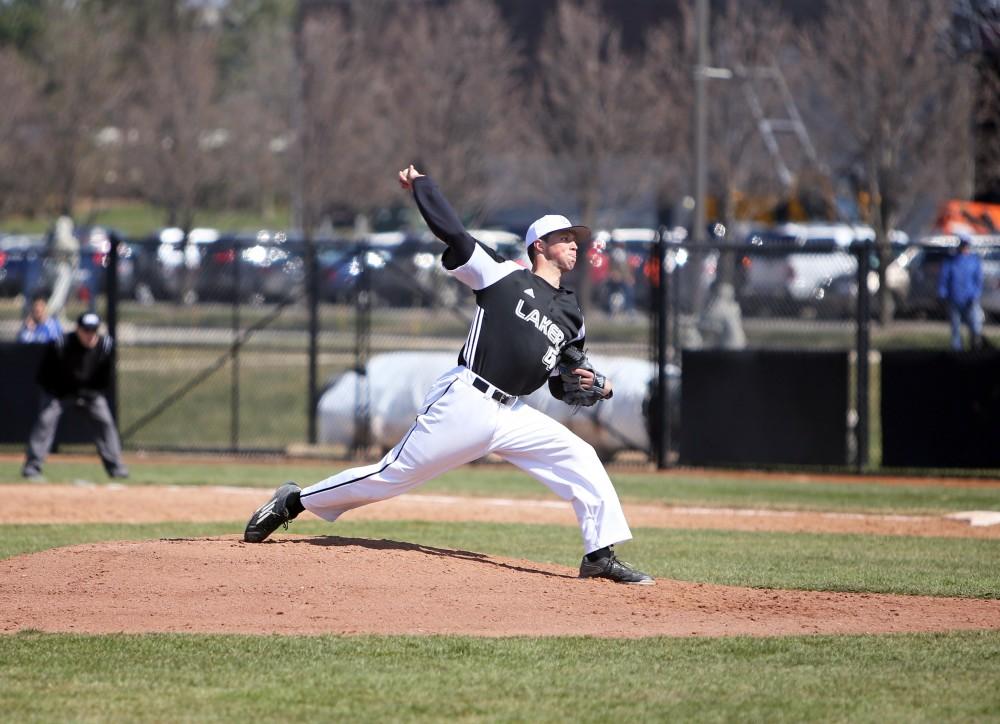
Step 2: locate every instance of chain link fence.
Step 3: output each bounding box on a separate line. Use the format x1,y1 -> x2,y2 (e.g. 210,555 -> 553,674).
3,225 -> 998,470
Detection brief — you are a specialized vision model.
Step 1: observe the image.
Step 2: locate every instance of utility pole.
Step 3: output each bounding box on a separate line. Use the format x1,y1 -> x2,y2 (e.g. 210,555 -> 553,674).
294,0 -> 319,445
692,0 -> 733,242
693,0 -> 708,246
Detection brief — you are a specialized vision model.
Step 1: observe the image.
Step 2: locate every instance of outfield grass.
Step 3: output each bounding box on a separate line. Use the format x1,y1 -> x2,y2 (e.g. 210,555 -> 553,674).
0,202 -> 291,237
116,356 -> 327,448
1,631 -> 998,722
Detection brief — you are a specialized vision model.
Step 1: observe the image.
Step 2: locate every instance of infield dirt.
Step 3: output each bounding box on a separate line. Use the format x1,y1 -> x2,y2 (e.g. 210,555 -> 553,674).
1,483 -> 998,638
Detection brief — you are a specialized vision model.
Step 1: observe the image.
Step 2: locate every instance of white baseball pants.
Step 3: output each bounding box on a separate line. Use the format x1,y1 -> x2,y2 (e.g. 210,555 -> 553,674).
300,366 -> 633,554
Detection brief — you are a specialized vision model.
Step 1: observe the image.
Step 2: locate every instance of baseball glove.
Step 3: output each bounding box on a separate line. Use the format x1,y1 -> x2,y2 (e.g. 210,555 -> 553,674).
558,345 -> 610,407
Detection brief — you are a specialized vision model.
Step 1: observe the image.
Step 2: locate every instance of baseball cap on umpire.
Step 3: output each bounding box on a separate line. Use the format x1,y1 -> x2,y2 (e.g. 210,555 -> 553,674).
77,312 -> 100,331
525,215 -> 591,248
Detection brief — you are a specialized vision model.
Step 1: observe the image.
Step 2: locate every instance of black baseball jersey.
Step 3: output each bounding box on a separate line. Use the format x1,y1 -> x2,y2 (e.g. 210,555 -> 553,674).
37,332 -> 114,398
413,177 -> 585,396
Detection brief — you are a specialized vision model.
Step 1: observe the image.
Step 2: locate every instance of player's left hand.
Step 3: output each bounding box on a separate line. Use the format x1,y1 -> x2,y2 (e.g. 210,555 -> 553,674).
559,347 -> 612,406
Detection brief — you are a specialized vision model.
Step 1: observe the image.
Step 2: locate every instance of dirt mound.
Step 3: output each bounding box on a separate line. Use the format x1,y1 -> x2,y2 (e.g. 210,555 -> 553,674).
3,535 -> 999,638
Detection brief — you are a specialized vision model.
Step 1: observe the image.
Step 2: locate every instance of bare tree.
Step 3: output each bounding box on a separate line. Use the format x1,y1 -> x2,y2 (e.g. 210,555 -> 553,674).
218,23 -> 297,223
290,0 -> 529,233
376,0 -> 531,223
803,0 -> 975,323
34,2 -> 127,216
0,48 -> 46,217
699,0 -> 809,227
292,4 -> 395,233
973,54 -> 1000,202
650,0 -> 806,294
535,0 -> 669,226
642,15 -> 695,222
531,0 -> 675,302
127,25 -> 225,231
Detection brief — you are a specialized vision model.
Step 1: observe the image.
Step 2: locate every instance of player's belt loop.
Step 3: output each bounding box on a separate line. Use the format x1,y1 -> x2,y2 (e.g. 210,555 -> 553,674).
471,376 -> 516,406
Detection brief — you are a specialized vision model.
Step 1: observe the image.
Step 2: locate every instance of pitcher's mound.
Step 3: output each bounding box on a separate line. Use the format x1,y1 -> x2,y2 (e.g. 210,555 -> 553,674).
2,535 -> 999,638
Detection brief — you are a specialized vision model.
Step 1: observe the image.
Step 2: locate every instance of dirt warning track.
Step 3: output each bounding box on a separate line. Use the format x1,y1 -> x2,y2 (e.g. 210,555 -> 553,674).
4,483 -> 999,538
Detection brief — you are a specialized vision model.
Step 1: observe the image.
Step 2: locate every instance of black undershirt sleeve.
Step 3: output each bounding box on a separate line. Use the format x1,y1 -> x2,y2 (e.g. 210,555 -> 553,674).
548,376 -> 566,400
411,176 -> 476,269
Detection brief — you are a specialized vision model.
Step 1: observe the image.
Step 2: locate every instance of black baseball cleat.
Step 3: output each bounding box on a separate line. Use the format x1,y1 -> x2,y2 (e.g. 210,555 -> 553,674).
244,482 -> 302,543
579,551 -> 655,585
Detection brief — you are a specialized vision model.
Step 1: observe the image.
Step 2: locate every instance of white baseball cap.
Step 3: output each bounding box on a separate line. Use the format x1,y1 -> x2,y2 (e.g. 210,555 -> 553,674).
525,215 -> 591,248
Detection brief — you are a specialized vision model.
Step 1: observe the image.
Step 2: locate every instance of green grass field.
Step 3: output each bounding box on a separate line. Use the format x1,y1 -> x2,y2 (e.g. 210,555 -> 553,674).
1,460 -> 999,721
0,202 -> 292,237
1,631 -> 998,722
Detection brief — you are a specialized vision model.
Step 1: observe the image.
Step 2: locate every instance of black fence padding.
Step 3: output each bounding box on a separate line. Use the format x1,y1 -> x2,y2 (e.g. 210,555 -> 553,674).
881,350 -> 1000,468
0,342 -> 111,446
679,350 -> 849,466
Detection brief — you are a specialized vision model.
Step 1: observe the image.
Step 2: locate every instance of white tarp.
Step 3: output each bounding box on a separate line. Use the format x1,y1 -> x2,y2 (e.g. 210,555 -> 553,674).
317,351 -> 679,461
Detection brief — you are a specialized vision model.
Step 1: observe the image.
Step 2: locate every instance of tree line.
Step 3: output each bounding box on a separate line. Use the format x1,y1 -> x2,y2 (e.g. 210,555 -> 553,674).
0,0 -> 989,249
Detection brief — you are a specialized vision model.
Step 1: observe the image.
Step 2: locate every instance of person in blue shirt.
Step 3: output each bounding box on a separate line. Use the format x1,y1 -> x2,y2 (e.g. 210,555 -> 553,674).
938,236 -> 984,351
17,293 -> 63,344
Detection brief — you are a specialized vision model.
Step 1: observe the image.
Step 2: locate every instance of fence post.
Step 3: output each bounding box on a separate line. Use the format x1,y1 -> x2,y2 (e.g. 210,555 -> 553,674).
107,231 -> 120,422
306,236 -> 319,444
854,240 -> 871,471
654,227 -> 671,469
230,239 -> 241,451
354,241 -> 372,455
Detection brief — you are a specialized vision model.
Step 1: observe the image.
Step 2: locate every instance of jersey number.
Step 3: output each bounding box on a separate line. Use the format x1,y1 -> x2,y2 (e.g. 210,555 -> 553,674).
542,346 -> 558,371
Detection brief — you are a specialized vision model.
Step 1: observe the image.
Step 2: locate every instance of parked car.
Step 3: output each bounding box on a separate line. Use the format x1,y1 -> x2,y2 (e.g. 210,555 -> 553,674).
916,234 -> 1000,322
738,223 -> 908,318
979,245 -> 1000,322
892,238 -> 956,320
0,234 -> 45,297
71,226 -> 137,302
588,228 -> 655,314
317,241 -> 395,305
588,227 -> 718,314
196,231 -> 304,304
811,243 -> 910,319
861,234 -> 1000,321
132,227 -> 219,303
0,227 -> 135,304
319,229 -> 524,308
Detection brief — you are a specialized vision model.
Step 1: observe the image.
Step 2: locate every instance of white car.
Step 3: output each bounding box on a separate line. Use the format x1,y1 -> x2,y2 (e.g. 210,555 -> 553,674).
739,223 -> 907,318
964,235 -> 1000,321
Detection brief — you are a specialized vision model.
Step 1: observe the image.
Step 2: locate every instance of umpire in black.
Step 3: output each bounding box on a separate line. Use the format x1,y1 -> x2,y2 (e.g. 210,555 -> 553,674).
22,312 -> 129,481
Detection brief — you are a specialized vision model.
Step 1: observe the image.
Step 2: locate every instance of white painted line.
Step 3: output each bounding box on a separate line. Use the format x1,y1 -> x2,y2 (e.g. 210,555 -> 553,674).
658,506 -> 933,523
88,484 -> 996,527
945,511 -> 1000,527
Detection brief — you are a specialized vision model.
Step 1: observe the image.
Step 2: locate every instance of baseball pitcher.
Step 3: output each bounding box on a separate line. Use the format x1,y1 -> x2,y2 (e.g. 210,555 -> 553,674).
243,165 -> 653,585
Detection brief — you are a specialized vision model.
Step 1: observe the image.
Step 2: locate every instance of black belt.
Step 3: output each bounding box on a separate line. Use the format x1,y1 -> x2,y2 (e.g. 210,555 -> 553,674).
471,376 -> 516,406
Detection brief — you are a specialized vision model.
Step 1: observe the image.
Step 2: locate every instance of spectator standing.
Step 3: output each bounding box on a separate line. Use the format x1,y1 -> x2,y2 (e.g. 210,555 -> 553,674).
17,293 -> 63,344
46,214 -> 80,319
606,241 -> 637,315
698,281 -> 747,349
938,236 -> 984,351
21,312 -> 128,481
